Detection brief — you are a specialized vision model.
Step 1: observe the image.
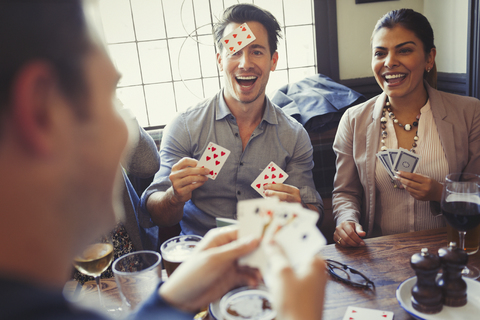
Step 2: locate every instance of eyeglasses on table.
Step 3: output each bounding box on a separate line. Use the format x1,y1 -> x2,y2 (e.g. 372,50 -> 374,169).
326,259 -> 375,290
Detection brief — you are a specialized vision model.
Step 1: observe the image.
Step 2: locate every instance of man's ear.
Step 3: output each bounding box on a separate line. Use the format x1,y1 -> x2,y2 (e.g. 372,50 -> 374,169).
216,52 -> 224,72
10,62 -> 61,156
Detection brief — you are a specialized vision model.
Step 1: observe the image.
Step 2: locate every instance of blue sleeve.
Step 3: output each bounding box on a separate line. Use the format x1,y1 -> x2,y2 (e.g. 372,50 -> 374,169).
131,282 -> 195,320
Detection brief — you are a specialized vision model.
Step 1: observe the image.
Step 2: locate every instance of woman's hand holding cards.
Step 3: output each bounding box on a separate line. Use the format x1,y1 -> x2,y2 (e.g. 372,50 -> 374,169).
394,171 -> 443,202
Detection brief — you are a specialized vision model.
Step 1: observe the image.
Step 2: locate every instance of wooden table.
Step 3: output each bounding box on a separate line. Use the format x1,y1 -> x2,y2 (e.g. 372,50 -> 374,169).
65,228 -> 479,319
321,227 -> 480,320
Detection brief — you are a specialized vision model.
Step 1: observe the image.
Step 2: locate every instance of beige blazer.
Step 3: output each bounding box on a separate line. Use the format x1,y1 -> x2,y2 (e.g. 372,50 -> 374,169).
332,83 -> 480,236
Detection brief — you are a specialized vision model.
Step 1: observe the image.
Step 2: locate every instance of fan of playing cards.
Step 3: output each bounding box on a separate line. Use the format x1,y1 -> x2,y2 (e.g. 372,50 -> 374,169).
376,147 -> 422,180
236,197 -> 326,285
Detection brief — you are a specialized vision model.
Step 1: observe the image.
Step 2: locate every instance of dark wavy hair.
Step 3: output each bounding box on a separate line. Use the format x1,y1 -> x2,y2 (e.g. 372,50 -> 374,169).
0,0 -> 92,122
372,8 -> 437,89
214,3 -> 282,57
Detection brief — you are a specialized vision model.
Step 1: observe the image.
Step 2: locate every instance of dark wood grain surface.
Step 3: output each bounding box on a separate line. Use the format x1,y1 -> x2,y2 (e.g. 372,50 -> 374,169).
321,227 -> 480,320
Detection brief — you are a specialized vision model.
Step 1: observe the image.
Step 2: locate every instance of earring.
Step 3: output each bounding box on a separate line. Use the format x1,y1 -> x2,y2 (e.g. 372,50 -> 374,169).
426,67 -> 431,73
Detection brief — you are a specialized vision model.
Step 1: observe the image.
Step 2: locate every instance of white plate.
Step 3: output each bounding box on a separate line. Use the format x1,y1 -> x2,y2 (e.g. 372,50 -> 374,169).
209,299 -> 221,320
396,276 -> 480,320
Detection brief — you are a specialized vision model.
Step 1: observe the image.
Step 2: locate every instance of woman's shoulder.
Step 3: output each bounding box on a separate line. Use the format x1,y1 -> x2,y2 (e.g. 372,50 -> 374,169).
429,86 -> 480,110
343,94 -> 381,119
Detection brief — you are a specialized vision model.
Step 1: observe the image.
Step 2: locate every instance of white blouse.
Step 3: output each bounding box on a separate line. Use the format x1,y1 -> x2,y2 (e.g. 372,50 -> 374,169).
373,100 -> 448,236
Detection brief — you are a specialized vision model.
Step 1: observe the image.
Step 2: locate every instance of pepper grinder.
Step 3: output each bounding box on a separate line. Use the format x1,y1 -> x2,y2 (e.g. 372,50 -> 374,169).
437,242 -> 468,307
410,248 -> 443,314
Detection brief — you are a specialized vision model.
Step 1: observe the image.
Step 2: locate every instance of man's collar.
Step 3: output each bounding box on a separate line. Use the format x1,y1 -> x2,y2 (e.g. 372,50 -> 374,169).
216,90 -> 278,125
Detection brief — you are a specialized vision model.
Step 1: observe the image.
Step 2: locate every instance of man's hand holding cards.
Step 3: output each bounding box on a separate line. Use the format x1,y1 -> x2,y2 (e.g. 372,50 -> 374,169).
237,198 -> 325,284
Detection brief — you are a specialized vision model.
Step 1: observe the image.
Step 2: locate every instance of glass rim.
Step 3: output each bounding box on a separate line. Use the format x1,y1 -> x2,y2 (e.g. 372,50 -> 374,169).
112,250 -> 162,275
445,173 -> 480,183
160,235 -> 203,251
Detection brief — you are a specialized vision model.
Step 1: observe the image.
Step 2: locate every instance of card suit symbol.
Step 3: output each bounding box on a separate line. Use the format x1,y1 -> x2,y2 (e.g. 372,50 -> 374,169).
209,170 -> 214,175
233,34 -> 237,38
279,173 -> 284,178
221,151 -> 226,156
224,39 -> 229,44
267,210 -> 273,216
352,310 -> 357,313
271,167 -> 276,172
215,160 -> 220,166
206,156 -> 211,161
212,147 -> 216,152
263,183 -> 268,186
229,47 -> 234,52
247,34 -> 251,39
302,234 -> 308,240
264,175 -> 269,179
242,27 -> 246,31
272,181 -> 276,184
256,184 -> 261,189
214,153 -> 218,159
382,316 -> 387,318
349,318 -> 354,320
238,41 -> 242,46
272,174 -> 276,179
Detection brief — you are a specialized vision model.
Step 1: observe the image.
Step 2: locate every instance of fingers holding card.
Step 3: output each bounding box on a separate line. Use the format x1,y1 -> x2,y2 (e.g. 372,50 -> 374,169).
196,142 -> 231,180
251,161 -> 289,197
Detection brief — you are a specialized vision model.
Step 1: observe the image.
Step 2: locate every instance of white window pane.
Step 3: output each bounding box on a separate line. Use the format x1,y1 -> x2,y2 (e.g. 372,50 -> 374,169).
254,0 -> 285,27
276,30 -> 288,70
288,66 -> 316,84
163,0 -> 191,38
198,35 -> 219,78
170,38 -> 202,81
203,77 -> 222,98
138,40 -> 172,84
99,0 -> 135,43
109,43 -> 142,86
144,83 -> 177,127
194,0 -> 216,31
116,86 -> 148,127
131,0 -> 166,41
174,80 -> 204,112
285,26 -> 315,68
266,69 -> 288,96
284,0 -> 313,26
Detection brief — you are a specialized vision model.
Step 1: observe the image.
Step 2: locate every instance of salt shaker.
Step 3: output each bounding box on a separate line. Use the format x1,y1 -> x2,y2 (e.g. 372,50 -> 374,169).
410,248 -> 443,314
437,242 -> 468,307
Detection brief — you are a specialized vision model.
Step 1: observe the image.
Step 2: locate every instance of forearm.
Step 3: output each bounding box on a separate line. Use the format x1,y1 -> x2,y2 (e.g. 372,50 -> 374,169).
146,188 -> 185,227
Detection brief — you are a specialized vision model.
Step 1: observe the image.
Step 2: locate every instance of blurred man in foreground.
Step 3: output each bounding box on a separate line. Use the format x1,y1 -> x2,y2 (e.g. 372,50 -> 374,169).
0,1 -> 326,319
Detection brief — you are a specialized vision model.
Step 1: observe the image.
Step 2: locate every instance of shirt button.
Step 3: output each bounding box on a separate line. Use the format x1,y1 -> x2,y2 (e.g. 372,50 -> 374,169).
240,162 -> 243,166
237,190 -> 241,195
235,133 -> 239,137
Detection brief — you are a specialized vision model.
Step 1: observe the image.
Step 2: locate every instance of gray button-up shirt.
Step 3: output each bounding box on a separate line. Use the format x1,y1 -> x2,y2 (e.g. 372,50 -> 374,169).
141,90 -> 323,236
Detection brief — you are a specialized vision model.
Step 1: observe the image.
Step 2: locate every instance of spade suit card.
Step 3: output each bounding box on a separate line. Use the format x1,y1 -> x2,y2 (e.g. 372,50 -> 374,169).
196,142 -> 231,180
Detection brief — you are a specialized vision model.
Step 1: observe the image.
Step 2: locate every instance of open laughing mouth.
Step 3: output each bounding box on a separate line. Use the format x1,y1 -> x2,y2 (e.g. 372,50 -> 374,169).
384,73 -> 406,84
236,75 -> 258,87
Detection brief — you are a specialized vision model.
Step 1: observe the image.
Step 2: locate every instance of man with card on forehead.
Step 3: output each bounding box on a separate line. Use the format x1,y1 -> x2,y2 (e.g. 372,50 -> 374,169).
141,3 -> 323,236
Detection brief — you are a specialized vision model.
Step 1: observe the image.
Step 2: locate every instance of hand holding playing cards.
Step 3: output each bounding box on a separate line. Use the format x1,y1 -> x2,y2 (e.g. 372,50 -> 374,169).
268,242 -> 326,320
169,157 -> 209,203
263,183 -> 302,203
159,226 -> 261,312
395,171 -> 443,202
334,221 -> 366,247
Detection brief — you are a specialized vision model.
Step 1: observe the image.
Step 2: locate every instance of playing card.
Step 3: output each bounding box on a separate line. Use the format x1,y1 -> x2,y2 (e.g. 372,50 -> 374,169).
392,149 -> 421,174
196,142 -> 231,180
221,22 -> 256,56
376,151 -> 395,179
251,162 -> 289,198
342,306 -> 394,320
387,149 -> 399,168
215,217 -> 237,228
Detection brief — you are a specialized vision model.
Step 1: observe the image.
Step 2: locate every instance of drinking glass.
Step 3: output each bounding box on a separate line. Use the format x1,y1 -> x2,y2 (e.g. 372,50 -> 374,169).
160,235 -> 202,277
73,236 -> 114,307
440,173 -> 480,279
112,250 -> 162,311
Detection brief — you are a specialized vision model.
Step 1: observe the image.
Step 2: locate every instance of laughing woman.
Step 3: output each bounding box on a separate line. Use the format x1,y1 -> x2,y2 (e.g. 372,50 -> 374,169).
332,9 -> 480,247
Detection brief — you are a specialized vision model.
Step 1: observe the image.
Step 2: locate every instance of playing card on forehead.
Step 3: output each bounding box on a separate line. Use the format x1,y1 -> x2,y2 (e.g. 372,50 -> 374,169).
196,142 -> 231,180
251,161 -> 289,198
392,149 -> 421,174
221,22 -> 256,56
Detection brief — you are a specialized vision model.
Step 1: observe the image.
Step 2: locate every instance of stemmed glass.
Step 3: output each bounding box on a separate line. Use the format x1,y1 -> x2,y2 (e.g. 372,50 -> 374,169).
440,173 -> 480,279
73,236 -> 114,307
